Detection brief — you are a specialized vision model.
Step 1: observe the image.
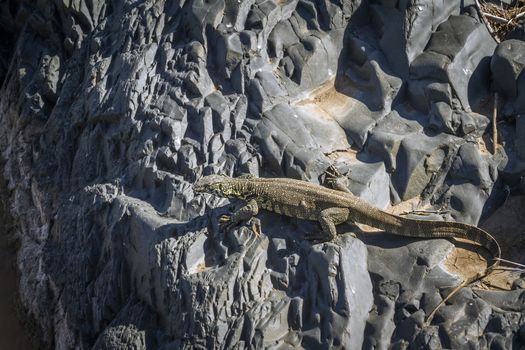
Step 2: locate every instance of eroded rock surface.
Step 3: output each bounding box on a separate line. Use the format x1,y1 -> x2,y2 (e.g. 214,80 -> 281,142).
0,0 -> 524,348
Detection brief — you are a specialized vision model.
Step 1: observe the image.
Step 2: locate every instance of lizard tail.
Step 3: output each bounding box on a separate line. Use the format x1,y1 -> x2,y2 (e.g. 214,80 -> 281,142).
395,217 -> 501,272
356,211 -> 501,325
354,209 -> 501,271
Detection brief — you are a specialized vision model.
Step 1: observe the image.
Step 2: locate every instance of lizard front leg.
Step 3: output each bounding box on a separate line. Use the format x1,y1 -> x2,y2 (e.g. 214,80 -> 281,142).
306,207 -> 350,241
324,165 -> 352,193
220,199 -> 259,231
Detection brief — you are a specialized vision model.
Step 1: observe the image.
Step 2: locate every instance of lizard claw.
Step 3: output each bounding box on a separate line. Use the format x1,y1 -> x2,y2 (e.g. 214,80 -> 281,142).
324,165 -> 352,193
325,164 -> 342,178
324,177 -> 338,188
251,221 -> 262,237
219,214 -> 233,231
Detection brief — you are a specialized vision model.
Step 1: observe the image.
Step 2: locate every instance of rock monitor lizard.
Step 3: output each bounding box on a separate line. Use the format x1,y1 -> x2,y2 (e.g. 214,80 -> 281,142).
193,174 -> 501,323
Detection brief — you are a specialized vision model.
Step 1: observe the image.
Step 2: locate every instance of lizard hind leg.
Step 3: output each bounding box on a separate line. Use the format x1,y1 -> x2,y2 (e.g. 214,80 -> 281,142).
312,207 -> 351,241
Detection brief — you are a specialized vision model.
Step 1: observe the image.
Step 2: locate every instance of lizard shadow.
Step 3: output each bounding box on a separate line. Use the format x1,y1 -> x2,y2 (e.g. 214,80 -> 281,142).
357,230 -> 443,249
175,202 -> 319,271
357,230 -> 492,268
165,203 -> 240,270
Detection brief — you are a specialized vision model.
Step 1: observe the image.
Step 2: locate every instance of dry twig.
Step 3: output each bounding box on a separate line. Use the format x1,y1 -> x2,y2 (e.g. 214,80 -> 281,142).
493,92 -> 498,154
475,0 -> 498,41
477,0 -> 525,42
495,257 -> 525,268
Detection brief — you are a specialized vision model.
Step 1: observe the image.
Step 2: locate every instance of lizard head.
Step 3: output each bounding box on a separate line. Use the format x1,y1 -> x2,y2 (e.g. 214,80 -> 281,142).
193,175 -> 244,198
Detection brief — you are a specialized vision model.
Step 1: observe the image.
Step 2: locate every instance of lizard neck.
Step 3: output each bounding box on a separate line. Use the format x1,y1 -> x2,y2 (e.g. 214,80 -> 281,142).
223,178 -> 256,200
239,179 -> 260,199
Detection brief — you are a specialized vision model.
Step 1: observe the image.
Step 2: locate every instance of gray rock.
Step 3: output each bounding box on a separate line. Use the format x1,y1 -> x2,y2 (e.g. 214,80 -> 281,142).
371,5 -> 409,77
365,110 -> 422,173
224,0 -> 257,32
191,0 -> 225,33
407,80 -> 453,114
335,111 -> 376,149
215,32 -> 244,80
1,0 -> 524,349
362,233 -> 460,345
371,0 -> 460,78
294,105 -> 352,153
254,70 -> 286,98
512,277 -> 525,290
391,133 -> 458,201
426,15 -> 479,58
407,79 -> 434,112
92,301 -> 157,349
428,101 -> 490,137
253,103 -> 330,179
459,111 -> 489,137
429,101 -> 458,133
410,51 -> 451,82
450,142 -> 493,190
516,115 -> 525,160
491,39 -> 525,98
445,18 -> 496,112
344,35 -> 404,118
440,183 -> 490,224
331,159 -> 391,209
410,14 -> 496,112
515,71 -> 525,113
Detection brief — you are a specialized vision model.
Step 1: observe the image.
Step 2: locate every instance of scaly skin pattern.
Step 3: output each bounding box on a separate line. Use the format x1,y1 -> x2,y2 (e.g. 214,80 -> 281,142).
193,175 -> 501,283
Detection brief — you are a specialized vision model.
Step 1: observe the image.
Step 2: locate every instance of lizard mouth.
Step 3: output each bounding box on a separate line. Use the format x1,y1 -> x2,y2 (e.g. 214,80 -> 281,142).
193,184 -> 220,196
193,174 -> 227,194
193,177 -> 219,194
193,177 -> 208,193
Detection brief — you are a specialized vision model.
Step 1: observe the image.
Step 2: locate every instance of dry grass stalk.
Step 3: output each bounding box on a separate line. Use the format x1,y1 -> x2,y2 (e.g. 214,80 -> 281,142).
493,92 -> 498,154
479,0 -> 525,42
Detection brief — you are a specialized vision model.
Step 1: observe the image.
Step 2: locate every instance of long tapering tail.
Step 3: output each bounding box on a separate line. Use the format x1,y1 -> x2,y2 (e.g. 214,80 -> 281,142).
351,206 -> 501,325
351,206 -> 501,273
395,217 -> 500,271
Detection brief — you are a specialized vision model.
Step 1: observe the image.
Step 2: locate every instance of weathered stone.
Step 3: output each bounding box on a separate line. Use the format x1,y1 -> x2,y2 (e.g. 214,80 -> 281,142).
332,159 -> 391,209
371,0 -> 460,78
445,18 -> 496,111
216,32 -> 243,79
459,111 -> 488,136
491,39 -> 525,98
253,103 -> 330,179
450,142 -> 493,190
515,71 -> 525,113
410,51 -> 450,82
1,0 -> 523,348
516,115 -> 525,159
429,101 -> 457,133
442,182 -> 490,224
391,133 -> 452,201
411,14 -> 496,112
365,111 -> 422,172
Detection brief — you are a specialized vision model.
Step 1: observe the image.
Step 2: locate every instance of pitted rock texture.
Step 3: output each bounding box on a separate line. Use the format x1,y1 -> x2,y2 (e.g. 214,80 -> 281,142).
0,0 -> 524,348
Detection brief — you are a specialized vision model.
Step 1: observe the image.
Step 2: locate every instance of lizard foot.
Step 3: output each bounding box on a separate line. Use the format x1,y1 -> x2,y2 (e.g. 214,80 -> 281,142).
325,164 -> 342,178
220,215 -> 261,237
251,221 -> 262,237
324,165 -> 352,193
219,214 -> 234,231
